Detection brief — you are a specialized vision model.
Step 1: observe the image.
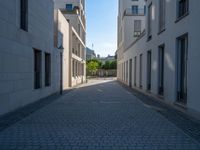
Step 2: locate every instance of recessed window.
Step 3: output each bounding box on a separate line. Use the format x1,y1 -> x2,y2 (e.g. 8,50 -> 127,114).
139,54 -> 143,88
45,53 -> 51,87
158,45 -> 165,96
159,0 -> 166,32
134,56 -> 137,86
34,49 -> 42,89
177,0 -> 189,18
20,0 -> 28,31
147,3 -> 153,40
134,20 -> 142,37
66,4 -> 73,11
176,34 -> 188,104
132,5 -> 138,15
147,50 -> 152,91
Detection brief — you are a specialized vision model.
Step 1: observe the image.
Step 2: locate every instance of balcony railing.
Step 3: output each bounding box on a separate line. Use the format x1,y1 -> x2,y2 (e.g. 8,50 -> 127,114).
123,8 -> 145,17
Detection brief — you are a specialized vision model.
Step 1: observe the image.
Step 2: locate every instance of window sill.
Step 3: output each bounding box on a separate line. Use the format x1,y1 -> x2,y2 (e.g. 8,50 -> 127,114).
158,28 -> 166,35
175,12 -> 189,23
174,101 -> 187,109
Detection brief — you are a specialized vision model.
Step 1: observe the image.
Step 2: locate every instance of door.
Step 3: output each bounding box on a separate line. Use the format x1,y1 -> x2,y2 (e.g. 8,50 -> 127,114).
158,45 -> 164,95
177,35 -> 188,104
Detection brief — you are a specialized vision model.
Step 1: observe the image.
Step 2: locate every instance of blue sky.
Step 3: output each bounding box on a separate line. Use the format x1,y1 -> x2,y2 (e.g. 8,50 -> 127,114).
86,0 -> 118,57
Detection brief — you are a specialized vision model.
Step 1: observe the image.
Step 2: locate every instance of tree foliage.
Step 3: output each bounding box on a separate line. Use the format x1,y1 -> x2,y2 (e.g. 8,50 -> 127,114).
102,60 -> 117,70
87,59 -> 117,75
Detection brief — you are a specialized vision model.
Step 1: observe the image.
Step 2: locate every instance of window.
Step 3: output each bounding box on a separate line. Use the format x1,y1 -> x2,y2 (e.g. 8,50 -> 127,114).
159,0 -> 166,32
144,6 -> 146,15
129,59 -> 132,87
76,62 -> 79,76
139,54 -> 143,88
177,0 -> 189,18
134,56 -> 137,86
45,53 -> 51,87
20,0 -> 28,31
78,24 -> 81,36
126,61 -> 128,83
122,64 -> 124,81
158,45 -> 165,95
177,34 -> 188,104
123,62 -> 126,82
34,49 -> 42,89
147,51 -> 152,91
147,3 -> 153,40
132,5 -> 138,15
73,60 -> 75,77
134,20 -> 142,37
66,4 -> 73,11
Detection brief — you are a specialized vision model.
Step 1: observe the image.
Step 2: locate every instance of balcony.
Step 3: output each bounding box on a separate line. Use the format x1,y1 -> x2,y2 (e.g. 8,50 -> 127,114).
123,8 -> 145,17
60,6 -> 80,15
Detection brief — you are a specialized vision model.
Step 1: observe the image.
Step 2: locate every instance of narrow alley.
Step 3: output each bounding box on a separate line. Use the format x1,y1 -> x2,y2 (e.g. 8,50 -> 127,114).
0,79 -> 199,150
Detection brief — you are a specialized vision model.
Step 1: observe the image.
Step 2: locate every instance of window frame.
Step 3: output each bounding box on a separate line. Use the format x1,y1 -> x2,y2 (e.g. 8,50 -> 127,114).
158,0 -> 166,34
45,53 -> 51,87
176,0 -> 189,23
34,49 -> 42,89
20,0 -> 28,31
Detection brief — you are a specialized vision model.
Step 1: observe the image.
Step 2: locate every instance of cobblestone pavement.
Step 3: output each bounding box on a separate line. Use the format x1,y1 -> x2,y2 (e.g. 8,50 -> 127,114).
0,79 -> 200,150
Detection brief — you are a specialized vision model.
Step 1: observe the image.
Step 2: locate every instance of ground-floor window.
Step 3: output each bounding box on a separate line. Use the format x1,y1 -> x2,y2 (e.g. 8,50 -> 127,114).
134,56 -> 137,86
34,49 -> 42,89
139,54 -> 143,88
147,50 -> 152,91
176,34 -> 188,104
73,60 -> 76,77
158,45 -> 165,96
129,59 -> 132,87
45,53 -> 51,87
126,61 -> 128,83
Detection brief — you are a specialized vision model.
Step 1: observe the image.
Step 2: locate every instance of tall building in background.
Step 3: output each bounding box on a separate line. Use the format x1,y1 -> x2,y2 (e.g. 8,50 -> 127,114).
54,0 -> 86,87
86,47 -> 96,60
117,0 -> 200,114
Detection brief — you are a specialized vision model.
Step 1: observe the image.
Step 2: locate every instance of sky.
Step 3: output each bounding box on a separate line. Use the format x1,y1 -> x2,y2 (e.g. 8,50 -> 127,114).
86,0 -> 118,57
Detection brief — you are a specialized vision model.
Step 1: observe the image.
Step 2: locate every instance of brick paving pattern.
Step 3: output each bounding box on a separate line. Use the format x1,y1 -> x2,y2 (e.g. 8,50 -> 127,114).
0,79 -> 199,150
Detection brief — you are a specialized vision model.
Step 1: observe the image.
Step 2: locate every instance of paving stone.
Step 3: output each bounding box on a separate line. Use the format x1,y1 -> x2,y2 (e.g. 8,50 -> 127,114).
0,79 -> 199,149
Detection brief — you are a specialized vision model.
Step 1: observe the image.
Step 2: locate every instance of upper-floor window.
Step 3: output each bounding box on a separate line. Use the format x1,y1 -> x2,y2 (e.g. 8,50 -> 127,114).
134,20 -> 142,37
177,0 -> 189,18
159,0 -> 166,32
132,5 -> 138,15
20,0 -> 28,31
147,3 -> 153,40
144,5 -> 146,15
66,4 -> 73,11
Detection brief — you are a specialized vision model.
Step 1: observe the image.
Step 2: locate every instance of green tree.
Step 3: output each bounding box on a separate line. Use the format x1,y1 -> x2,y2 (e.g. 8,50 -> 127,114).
102,61 -> 111,70
86,60 -> 99,75
110,60 -> 117,69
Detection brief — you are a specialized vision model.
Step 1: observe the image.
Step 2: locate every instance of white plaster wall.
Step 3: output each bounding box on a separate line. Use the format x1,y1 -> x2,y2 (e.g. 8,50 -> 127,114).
118,0 -> 200,113
123,16 -> 146,50
0,0 -> 60,116
56,10 -> 71,90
